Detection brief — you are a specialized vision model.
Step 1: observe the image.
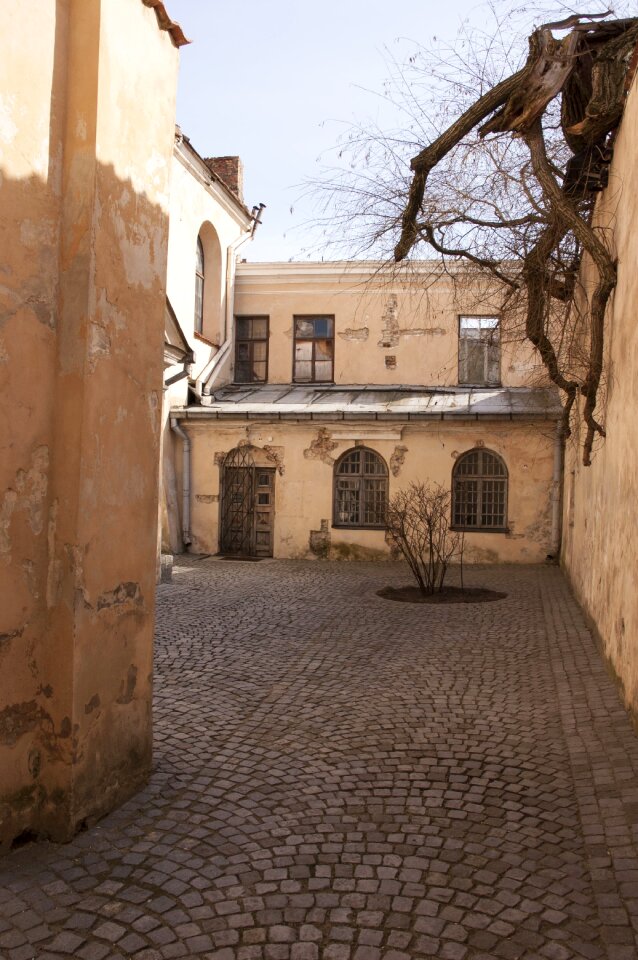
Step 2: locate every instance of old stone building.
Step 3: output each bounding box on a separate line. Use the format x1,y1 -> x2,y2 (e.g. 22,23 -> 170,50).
162,252 -> 563,563
3,0 -> 638,854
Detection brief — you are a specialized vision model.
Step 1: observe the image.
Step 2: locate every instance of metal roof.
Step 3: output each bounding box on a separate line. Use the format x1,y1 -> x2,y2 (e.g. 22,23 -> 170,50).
176,384 -> 563,422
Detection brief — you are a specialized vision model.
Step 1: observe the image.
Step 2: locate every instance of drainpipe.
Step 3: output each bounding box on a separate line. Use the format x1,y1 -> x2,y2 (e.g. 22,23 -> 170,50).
549,420 -> 565,559
170,419 -> 192,546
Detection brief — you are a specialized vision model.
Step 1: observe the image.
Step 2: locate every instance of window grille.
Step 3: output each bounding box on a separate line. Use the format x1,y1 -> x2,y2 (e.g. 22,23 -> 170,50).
458,316 -> 500,385
333,448 -> 388,528
452,448 -> 508,530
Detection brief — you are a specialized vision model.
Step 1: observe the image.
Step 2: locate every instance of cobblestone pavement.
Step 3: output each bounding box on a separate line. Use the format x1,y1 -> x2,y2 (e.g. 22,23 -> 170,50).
2,559 -> 638,960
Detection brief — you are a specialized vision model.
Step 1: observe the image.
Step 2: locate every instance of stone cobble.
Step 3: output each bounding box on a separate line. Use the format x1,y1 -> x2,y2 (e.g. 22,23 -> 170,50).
1,559 -> 638,959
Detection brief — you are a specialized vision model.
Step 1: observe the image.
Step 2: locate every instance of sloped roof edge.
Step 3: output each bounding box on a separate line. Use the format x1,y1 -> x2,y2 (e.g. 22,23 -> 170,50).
141,0 -> 190,48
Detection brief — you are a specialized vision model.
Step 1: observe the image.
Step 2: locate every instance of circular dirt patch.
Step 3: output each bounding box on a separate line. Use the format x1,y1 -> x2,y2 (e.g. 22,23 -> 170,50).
377,585 -> 507,604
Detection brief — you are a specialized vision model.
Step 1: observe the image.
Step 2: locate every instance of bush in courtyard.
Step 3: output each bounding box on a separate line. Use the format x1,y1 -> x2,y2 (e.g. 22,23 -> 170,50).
386,481 -> 464,596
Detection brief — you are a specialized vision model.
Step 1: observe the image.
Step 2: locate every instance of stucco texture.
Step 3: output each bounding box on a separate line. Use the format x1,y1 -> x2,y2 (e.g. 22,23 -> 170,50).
0,0 -> 179,848
233,263 -> 548,389
562,74 -> 638,715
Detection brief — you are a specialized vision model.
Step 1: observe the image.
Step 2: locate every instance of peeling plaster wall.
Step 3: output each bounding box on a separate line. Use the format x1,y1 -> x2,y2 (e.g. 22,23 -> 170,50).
182,420 -> 555,562
562,75 -> 638,717
0,0 -> 179,848
234,264 -> 545,387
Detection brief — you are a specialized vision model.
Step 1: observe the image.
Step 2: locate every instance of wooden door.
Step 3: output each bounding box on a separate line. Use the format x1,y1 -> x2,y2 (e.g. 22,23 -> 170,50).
252,468 -> 275,558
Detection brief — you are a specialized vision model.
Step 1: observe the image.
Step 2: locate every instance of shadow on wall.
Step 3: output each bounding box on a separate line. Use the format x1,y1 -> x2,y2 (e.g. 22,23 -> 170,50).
0,159 -> 170,851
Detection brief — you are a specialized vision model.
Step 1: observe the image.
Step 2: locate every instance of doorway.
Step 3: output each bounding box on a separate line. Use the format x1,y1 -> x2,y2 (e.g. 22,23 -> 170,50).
220,447 -> 275,558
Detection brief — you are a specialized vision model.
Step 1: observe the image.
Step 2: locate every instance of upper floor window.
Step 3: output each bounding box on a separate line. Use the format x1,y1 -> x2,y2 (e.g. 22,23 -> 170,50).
452,448 -> 508,530
333,447 -> 388,529
235,317 -> 269,383
294,316 -> 334,382
459,316 -> 500,385
194,237 -> 205,335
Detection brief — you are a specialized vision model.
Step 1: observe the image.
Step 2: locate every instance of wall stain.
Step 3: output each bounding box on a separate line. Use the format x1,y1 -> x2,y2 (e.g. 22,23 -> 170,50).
309,520 -> 330,558
0,701 -> 51,747
116,666 -> 137,705
84,694 -> 101,715
0,626 -> 24,653
97,582 -> 143,611
0,445 -> 49,563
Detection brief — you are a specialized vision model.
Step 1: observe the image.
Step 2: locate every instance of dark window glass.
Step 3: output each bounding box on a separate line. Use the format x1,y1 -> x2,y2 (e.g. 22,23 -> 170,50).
333,448 -> 388,528
293,316 -> 334,382
458,316 -> 500,385
452,448 -> 508,530
194,237 -> 205,335
234,316 -> 269,383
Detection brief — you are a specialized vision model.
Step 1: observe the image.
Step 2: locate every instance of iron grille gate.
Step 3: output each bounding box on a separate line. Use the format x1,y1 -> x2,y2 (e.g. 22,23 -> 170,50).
220,446 -> 255,556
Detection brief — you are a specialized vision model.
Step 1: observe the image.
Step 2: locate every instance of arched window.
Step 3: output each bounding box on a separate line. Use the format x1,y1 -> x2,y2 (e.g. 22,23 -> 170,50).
333,448 -> 388,528
194,236 -> 205,334
452,448 -> 508,530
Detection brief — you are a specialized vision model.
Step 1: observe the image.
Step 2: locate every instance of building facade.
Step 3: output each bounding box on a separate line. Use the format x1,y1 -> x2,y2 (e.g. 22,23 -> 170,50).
163,250 -> 563,563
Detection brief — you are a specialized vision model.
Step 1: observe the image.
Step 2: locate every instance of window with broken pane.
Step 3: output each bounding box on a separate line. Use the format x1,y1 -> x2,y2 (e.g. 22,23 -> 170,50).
333,448 -> 388,528
458,316 -> 500,385
234,316 -> 269,383
452,448 -> 508,530
293,315 -> 334,382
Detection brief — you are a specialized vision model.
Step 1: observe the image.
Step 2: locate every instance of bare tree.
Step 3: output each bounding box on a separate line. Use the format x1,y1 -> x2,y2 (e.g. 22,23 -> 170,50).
386,482 -> 464,595
313,4 -> 638,464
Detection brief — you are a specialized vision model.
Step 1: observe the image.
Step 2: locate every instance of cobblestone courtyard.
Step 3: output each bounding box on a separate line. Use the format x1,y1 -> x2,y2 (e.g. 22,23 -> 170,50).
2,559 -> 638,960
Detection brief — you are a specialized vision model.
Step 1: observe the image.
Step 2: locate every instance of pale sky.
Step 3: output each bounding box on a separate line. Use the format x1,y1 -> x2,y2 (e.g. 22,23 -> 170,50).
165,1 -> 516,261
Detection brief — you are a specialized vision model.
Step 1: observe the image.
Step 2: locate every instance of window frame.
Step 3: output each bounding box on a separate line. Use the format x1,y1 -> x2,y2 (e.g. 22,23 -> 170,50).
234,315 -> 270,384
292,314 -> 335,384
451,447 -> 509,533
458,314 -> 501,386
194,236 -> 205,335
332,447 -> 388,530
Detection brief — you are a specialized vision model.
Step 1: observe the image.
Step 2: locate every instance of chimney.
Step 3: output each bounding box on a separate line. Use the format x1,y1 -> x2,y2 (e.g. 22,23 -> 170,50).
204,156 -> 244,202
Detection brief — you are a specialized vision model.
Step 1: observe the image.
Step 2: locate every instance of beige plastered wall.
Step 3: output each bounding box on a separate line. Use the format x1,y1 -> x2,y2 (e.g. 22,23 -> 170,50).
233,264 -> 548,388
162,145 -> 252,552
0,0 -> 178,848
165,144 -> 252,383
562,74 -> 638,715
179,418 -> 556,562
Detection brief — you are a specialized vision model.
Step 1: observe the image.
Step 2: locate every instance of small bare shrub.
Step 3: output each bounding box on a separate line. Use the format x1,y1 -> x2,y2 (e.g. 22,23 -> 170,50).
385,481 -> 464,596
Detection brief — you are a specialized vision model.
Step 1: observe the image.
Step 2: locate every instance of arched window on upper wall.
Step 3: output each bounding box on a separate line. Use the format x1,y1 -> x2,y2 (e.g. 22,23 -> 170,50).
194,223 -> 223,342
194,236 -> 205,335
333,447 -> 388,529
452,448 -> 508,531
